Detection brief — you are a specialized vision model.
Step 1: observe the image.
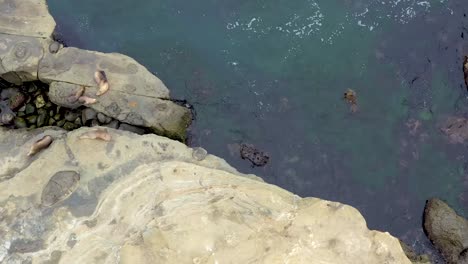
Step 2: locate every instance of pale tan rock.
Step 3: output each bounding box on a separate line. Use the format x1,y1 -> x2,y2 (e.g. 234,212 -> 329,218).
0,127 -> 411,264
0,0 -> 56,38
40,48 -> 191,140
0,0 -> 55,82
39,47 -> 170,98
0,33 -> 52,83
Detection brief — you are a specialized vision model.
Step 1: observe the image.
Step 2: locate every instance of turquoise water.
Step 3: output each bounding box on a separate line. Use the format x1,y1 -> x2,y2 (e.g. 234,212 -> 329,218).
48,0 -> 468,258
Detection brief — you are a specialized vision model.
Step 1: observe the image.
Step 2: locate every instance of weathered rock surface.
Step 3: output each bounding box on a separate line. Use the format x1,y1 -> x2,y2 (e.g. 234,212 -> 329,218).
38,46 -> 193,140
0,34 -> 51,83
0,0 -> 55,83
0,0 -> 56,38
0,127 -> 411,263
423,198 -> 468,263
0,0 -> 191,139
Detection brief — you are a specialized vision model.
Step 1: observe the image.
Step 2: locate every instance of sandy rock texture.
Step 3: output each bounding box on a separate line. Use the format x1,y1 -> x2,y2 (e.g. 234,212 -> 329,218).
0,127 -> 411,264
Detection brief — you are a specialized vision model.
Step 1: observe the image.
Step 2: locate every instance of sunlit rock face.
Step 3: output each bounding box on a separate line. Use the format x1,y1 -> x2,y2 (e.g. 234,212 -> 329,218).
0,127 -> 411,263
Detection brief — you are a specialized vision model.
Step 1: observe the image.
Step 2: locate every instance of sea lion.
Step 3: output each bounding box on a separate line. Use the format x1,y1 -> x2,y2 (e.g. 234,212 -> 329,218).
78,96 -> 97,105
79,129 -> 112,141
28,135 -> 53,156
94,70 -> 110,96
343,89 -> 358,113
67,86 -> 85,103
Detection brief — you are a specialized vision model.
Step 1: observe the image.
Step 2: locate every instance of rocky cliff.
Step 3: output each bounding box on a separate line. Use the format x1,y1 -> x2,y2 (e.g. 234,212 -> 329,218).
0,0 -> 413,263
0,127 -> 412,263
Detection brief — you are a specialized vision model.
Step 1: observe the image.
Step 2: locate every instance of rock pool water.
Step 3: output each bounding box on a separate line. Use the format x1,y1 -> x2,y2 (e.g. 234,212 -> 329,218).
47,0 -> 468,259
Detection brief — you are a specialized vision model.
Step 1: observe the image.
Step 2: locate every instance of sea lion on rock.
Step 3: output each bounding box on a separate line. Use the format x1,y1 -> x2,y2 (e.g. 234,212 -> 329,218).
67,86 -> 85,103
94,70 -> 110,96
28,135 -> 53,156
79,129 -> 112,141
78,96 -> 97,105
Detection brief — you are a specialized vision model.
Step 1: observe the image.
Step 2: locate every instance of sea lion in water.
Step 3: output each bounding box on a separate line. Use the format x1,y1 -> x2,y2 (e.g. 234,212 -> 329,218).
343,89 -> 358,113
28,135 -> 53,156
78,96 -> 97,105
94,70 -> 110,96
79,129 -> 112,141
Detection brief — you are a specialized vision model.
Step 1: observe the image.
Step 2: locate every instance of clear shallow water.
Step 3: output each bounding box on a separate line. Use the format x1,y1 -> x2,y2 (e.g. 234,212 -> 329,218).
48,0 -> 468,258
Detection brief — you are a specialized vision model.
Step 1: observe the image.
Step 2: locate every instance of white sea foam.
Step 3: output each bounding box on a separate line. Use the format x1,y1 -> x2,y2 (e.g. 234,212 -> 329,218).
225,0 -> 450,44
77,15 -> 91,33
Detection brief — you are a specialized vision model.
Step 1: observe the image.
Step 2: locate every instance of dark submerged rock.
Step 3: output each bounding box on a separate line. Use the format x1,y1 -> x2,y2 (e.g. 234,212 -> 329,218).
439,116 -> 468,144
240,143 -> 270,167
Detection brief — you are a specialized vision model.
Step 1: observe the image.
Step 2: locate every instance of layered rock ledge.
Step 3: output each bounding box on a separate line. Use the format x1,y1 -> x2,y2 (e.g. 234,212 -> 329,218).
0,127 -> 412,263
0,0 -> 191,140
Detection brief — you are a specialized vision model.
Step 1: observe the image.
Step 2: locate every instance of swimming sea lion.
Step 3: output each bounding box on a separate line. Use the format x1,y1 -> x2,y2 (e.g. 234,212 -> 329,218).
94,70 -> 110,96
344,89 -> 356,104
28,135 -> 53,156
79,129 -> 112,141
78,96 -> 97,105
343,89 -> 358,113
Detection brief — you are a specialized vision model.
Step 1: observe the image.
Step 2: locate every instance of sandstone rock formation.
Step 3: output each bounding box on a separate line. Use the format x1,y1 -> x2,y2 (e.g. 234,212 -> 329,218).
424,198 -> 468,264
0,126 -> 412,263
0,0 -> 191,140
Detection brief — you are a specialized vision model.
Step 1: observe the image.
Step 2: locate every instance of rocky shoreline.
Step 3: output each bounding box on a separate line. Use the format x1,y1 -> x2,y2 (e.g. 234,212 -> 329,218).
0,0 -> 192,141
0,78 -> 174,135
3,0 -> 468,263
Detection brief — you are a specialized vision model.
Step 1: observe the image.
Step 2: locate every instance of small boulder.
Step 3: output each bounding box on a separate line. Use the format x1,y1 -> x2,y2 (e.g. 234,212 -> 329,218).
82,108 -> 97,125
192,147 -> 208,161
423,198 -> 468,263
